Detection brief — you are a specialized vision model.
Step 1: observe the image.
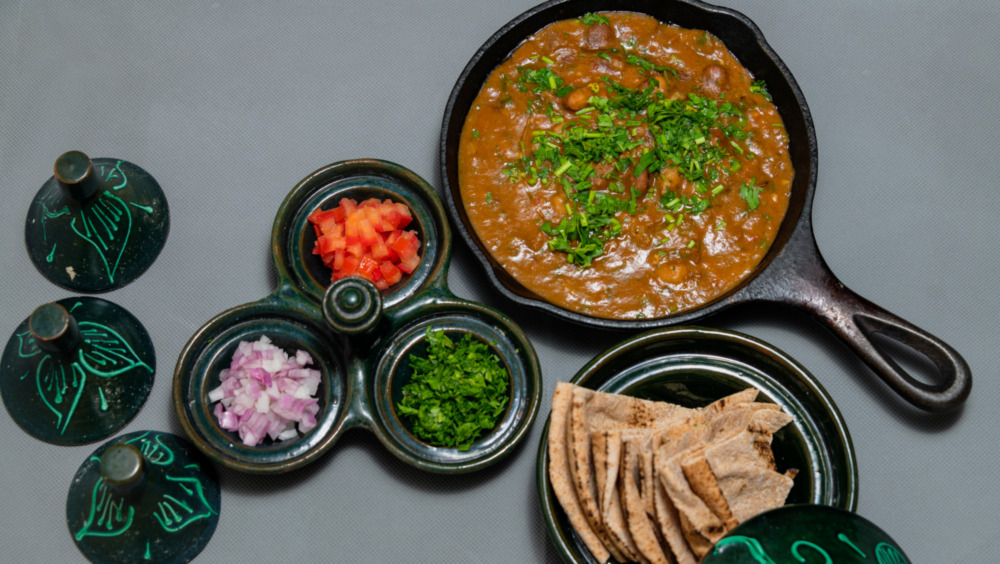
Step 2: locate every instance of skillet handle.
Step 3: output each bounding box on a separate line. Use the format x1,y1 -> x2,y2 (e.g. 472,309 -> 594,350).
813,281 -> 971,412
751,229 -> 972,412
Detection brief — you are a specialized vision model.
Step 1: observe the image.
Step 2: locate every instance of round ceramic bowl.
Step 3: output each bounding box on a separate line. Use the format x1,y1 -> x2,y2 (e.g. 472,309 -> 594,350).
371,304 -> 539,472
536,326 -> 857,563
439,0 -> 970,412
175,159 -> 542,474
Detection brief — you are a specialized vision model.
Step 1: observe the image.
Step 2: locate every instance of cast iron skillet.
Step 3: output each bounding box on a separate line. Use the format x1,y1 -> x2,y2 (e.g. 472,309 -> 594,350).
439,0 -> 971,413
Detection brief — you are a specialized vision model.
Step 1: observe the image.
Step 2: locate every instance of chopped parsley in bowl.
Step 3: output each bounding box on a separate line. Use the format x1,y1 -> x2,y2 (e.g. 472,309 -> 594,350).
396,327 -> 510,451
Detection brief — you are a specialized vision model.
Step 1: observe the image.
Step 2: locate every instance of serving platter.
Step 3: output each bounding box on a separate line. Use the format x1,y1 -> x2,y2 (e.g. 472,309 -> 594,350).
536,326 -> 857,563
174,159 -> 542,474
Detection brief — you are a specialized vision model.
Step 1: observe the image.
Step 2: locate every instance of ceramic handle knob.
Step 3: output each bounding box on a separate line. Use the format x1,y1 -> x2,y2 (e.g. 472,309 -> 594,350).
99,443 -> 146,494
28,302 -> 80,355
54,150 -> 101,200
323,277 -> 383,335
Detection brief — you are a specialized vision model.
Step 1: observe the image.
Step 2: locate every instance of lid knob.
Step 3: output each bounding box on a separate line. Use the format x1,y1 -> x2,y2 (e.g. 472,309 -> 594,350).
54,151 -> 101,200
28,302 -> 80,355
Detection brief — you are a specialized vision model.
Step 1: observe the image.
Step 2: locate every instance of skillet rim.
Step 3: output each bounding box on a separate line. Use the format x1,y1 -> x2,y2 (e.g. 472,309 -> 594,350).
439,0 -> 819,330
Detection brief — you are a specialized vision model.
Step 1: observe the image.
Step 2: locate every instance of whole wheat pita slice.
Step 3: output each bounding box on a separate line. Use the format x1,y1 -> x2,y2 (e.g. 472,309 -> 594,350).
703,408 -> 795,523
622,436 -> 674,564
645,393 -> 771,564
569,387 -> 627,562
547,382 -> 611,563
656,404 -> 785,559
652,461 -> 698,564
604,441 -> 649,563
681,456 -> 737,530
594,429 -> 644,562
569,386 -> 697,562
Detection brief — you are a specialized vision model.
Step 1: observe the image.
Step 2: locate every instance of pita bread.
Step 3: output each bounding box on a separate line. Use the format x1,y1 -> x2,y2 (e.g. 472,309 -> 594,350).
622,436 -> 673,564
703,408 -> 795,523
569,386 -> 696,561
651,460 -> 697,564
547,382 -> 797,563
655,405 -> 785,558
547,383 -> 611,562
681,456 -> 736,529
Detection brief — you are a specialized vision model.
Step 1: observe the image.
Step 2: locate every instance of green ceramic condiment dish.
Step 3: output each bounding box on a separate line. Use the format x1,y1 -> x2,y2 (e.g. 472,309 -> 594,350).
536,326 -> 857,563
174,159 -> 542,474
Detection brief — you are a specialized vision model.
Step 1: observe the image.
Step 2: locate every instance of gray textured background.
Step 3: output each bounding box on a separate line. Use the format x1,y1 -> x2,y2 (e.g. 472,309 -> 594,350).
1,1 -> 997,562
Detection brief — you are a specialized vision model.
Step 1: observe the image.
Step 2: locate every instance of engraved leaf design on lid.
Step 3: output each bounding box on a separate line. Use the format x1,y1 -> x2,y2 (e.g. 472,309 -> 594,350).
70,191 -> 133,284
36,356 -> 87,435
15,330 -> 43,359
17,320 -> 151,435
711,535 -> 778,563
875,543 -> 908,564
74,472 -> 136,541
77,321 -> 153,378
125,431 -> 175,467
153,473 -> 218,533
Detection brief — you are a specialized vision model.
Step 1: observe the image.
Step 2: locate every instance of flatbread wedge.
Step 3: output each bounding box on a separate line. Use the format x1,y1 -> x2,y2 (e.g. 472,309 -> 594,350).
703,408 -> 796,523
569,386 -> 696,561
547,382 -> 611,563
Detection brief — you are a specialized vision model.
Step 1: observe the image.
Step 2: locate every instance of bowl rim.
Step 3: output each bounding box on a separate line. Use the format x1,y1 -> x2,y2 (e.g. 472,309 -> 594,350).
368,299 -> 544,474
172,300 -> 347,474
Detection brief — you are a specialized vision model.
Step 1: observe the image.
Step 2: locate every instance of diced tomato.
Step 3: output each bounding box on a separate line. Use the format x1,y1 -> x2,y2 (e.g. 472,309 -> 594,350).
398,252 -> 420,274
370,235 -> 391,261
357,257 -> 381,281
316,233 -> 346,255
379,261 -> 402,285
392,230 -> 420,260
345,242 -> 365,258
392,203 -> 412,228
308,197 -> 421,288
357,218 -> 379,247
339,198 -> 357,217
335,254 -> 360,280
344,214 -> 360,245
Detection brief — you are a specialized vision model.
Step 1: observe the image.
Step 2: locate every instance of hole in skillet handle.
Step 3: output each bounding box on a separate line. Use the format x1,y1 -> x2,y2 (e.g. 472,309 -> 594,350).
174,305 -> 347,474
271,159 -> 450,309
371,312 -> 540,474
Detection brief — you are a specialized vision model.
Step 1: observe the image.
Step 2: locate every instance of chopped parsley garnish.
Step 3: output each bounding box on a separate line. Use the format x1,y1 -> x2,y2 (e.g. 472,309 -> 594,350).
396,328 -> 510,451
740,179 -> 763,211
517,65 -> 573,97
502,44 -> 763,267
625,54 -> 679,78
579,13 -> 610,25
750,79 -> 773,102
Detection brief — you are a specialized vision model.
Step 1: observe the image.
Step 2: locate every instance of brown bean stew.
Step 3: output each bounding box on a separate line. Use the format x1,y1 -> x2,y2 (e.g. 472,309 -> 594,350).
458,12 -> 792,319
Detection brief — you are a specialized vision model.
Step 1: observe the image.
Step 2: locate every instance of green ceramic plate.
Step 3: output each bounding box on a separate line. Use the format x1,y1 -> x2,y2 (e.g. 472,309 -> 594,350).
536,326 -> 857,563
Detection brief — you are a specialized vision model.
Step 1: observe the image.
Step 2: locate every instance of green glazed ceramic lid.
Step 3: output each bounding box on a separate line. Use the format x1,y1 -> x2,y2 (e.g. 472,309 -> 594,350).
0,297 -> 155,445
703,504 -> 910,563
25,151 -> 169,293
66,431 -> 221,564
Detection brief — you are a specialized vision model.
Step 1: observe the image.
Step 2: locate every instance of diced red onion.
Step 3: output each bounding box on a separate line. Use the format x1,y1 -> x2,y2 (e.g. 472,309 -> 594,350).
209,335 -> 322,446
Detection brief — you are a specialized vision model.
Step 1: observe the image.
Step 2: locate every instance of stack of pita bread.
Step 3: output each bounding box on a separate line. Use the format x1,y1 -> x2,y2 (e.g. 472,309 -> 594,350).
548,381 -> 798,563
